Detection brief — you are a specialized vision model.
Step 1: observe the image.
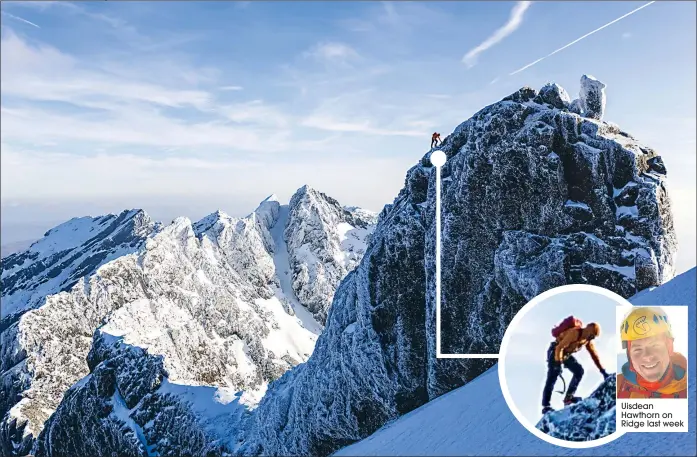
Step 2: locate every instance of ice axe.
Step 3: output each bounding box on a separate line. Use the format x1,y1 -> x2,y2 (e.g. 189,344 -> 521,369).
555,373 -> 567,395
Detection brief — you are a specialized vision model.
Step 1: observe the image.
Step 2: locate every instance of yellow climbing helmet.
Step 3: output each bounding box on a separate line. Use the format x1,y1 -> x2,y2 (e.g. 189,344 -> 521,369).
620,306 -> 673,348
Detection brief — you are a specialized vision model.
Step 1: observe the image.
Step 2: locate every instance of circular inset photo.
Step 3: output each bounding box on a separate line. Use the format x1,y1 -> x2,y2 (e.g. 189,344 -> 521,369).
498,284 -> 632,448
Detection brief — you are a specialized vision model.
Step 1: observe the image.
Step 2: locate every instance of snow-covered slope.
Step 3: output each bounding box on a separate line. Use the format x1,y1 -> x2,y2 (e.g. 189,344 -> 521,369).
335,268 -> 695,456
237,77 -> 677,456
0,188 -> 376,457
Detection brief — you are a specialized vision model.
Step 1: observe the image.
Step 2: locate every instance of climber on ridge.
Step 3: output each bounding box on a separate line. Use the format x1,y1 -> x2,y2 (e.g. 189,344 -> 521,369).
541,316 -> 610,415
431,132 -> 441,149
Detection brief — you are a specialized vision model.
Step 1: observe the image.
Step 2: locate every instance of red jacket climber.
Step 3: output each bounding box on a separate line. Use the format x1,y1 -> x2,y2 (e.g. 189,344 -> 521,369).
541,317 -> 608,415
431,132 -> 441,149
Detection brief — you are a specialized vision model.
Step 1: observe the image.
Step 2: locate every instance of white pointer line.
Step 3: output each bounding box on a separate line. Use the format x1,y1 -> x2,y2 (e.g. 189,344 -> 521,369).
509,1 -> 656,76
432,150 -> 499,359
435,156 -> 442,356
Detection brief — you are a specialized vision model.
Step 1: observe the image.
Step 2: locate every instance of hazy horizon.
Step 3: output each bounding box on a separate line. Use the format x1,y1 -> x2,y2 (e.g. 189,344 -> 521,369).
2,1 -> 695,272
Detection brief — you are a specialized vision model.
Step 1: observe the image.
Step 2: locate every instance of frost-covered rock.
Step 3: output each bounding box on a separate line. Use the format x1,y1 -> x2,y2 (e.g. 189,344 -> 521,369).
533,83 -> 570,109
579,74 -> 607,120
240,79 -> 676,456
34,335 -> 250,457
285,186 -> 377,324
536,375 -> 616,441
0,189 -> 375,457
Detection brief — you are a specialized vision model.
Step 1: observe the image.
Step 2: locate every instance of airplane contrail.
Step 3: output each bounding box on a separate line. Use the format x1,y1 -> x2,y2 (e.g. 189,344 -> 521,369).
463,1 -> 532,68
1,11 -> 41,29
509,1 -> 655,76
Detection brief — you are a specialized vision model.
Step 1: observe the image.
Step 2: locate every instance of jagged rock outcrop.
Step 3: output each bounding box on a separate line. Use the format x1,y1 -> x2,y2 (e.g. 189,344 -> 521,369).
1,190 -> 375,457
34,334 -> 248,457
578,74 -> 607,120
536,375 -> 616,441
240,78 -> 676,456
285,186 -> 377,324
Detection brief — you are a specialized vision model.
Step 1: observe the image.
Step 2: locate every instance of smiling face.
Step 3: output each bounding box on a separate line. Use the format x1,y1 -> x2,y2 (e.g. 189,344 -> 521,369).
629,334 -> 672,382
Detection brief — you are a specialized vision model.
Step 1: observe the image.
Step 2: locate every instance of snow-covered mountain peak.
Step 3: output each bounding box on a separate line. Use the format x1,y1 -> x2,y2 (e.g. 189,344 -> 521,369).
283,185 -> 377,324
1,188 -> 377,456
1,209 -> 157,321
262,193 -> 280,203
192,210 -> 235,237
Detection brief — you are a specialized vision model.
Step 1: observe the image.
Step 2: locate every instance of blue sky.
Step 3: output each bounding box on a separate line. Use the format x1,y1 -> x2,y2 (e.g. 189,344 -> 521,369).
1,1 -> 695,272
503,291 -> 624,428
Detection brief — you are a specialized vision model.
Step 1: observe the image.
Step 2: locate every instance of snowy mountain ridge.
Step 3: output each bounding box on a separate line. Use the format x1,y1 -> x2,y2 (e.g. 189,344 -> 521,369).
0,186 -> 376,456
1,209 -> 157,322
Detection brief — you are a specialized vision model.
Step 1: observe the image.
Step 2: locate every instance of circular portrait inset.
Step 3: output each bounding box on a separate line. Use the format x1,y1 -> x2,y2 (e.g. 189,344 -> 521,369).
498,285 -> 632,448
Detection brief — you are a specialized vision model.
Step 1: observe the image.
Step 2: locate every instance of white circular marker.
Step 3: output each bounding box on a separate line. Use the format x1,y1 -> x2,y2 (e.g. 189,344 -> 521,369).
430,150 -> 446,168
498,284 -> 633,449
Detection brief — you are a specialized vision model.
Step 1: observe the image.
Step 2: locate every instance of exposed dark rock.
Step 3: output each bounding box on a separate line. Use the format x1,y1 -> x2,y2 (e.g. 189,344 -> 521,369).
536,375 -> 616,441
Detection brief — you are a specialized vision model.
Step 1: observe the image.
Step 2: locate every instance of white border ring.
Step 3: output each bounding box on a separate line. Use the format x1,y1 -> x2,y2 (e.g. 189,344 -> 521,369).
498,283 -> 633,448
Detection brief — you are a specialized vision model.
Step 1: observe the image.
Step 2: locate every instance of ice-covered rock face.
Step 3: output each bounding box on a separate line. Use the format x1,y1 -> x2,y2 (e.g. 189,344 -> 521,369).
536,375 -> 616,441
0,190 -> 376,457
579,74 -> 607,120
240,80 -> 675,456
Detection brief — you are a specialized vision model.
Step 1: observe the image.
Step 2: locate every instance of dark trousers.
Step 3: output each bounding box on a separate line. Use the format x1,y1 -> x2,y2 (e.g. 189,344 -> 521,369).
431,139 -> 440,148
542,342 -> 584,407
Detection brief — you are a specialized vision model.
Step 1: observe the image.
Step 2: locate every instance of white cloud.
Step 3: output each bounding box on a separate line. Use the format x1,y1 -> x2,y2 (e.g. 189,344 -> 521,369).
0,143 -> 412,215
1,31 -> 212,110
298,89 -> 434,138
304,42 -> 359,62
217,100 -> 290,129
302,115 -> 424,137
462,1 -> 532,68
0,31 -> 301,152
219,85 -> 244,91
425,94 -> 452,100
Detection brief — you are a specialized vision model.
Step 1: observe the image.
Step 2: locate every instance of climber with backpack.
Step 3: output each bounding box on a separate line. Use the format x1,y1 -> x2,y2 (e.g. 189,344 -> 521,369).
541,316 -> 610,415
431,132 -> 442,149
